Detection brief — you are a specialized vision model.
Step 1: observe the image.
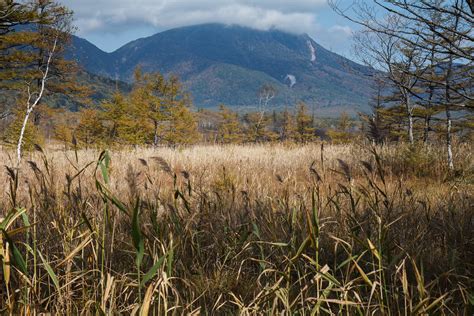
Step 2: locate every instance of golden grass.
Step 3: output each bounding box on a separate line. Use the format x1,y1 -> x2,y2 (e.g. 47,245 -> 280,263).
0,142 -> 473,314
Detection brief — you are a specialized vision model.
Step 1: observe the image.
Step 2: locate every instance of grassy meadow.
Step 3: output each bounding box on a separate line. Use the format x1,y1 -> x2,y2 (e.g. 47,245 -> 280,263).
0,142 -> 473,314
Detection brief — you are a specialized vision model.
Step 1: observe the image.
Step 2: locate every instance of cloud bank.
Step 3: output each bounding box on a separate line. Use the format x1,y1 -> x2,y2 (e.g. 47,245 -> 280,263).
60,0 -> 354,55
63,0 -> 326,34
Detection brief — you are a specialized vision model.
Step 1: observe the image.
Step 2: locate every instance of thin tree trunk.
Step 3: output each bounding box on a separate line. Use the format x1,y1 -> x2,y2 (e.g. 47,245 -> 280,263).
424,42 -> 436,145
16,38 -> 57,167
445,57 -> 454,170
17,101 -> 33,165
407,112 -> 414,144
443,4 -> 460,170
423,115 -> 431,144
445,106 -> 454,170
404,90 -> 414,144
153,121 -> 159,147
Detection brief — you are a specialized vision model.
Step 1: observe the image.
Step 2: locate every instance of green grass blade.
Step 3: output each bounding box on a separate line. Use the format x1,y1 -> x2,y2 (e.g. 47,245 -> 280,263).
38,250 -> 60,294
141,255 -> 166,286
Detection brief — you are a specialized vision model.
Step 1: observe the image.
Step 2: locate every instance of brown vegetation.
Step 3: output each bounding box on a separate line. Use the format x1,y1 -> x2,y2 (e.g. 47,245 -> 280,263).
1,142 -> 472,314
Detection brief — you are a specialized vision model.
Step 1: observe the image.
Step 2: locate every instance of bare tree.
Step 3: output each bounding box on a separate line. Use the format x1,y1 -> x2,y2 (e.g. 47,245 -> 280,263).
439,0 -> 465,169
255,84 -> 277,133
330,0 -> 473,105
258,84 -> 277,108
353,15 -> 423,144
330,0 -> 473,59
334,0 -> 473,169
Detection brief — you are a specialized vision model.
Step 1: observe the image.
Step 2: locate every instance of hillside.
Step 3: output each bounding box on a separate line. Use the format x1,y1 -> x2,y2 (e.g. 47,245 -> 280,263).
67,24 -> 374,115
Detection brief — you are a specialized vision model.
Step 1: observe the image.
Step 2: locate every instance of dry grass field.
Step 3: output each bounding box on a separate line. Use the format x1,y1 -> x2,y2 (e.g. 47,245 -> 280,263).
0,142 -> 473,314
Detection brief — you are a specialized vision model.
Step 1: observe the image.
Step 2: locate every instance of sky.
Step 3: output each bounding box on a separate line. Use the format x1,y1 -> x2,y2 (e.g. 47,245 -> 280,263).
60,0 -> 359,58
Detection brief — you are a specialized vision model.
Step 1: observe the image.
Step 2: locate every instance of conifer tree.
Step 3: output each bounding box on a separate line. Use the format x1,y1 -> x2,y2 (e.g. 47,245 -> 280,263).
328,111 -> 353,144
0,1 -> 84,162
101,92 -> 129,143
279,109 -> 297,141
0,1 -> 77,97
52,108 -> 80,148
130,68 -> 166,146
75,108 -> 104,147
0,1 -> 34,36
417,8 -> 445,144
165,100 -> 199,145
54,122 -> 72,147
129,69 -> 198,146
244,112 -> 276,143
435,3 -> 468,169
217,105 -> 242,144
365,75 -> 389,144
2,108 -> 43,150
331,0 -> 473,169
295,102 -> 315,142
101,91 -> 149,145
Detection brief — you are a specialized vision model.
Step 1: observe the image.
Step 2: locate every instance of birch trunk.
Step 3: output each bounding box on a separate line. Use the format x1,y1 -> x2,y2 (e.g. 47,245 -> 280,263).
445,57 -> 454,170
16,38 -> 57,167
445,106 -> 454,170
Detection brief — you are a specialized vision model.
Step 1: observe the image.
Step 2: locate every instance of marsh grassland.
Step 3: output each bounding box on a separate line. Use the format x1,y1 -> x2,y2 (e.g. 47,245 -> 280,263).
0,143 -> 473,314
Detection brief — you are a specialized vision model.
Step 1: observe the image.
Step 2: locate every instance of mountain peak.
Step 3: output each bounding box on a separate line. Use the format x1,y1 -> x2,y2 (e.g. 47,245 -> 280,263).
68,23 -> 373,115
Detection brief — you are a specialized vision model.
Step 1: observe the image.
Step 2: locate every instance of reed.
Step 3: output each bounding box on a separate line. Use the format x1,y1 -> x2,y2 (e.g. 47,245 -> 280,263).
0,142 -> 472,314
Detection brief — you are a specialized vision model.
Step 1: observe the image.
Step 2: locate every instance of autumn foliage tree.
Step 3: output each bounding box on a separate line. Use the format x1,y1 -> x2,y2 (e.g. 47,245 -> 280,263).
295,102 -> 315,142
0,0 -> 87,160
75,108 -> 105,147
132,69 -> 198,145
328,111 -> 353,144
217,105 -> 242,144
74,69 -> 199,147
279,109 -> 297,141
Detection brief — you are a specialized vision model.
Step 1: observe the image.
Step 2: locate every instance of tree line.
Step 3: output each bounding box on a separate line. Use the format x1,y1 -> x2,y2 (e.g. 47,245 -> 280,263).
330,0 -> 473,169
0,1 -> 356,151
0,1 -> 472,168
6,79 -> 357,148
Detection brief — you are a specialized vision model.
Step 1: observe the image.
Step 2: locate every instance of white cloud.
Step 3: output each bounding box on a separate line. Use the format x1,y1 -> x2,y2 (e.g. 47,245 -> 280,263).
63,0 -> 325,35
309,24 -> 354,57
76,17 -> 105,33
328,25 -> 353,37
60,0 -> 359,57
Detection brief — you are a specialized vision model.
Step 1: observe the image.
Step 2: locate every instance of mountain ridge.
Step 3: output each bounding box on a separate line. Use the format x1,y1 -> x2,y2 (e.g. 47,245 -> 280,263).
66,23 -> 374,115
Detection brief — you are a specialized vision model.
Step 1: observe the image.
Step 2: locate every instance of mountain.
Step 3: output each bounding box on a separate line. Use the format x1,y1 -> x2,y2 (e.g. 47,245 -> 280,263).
67,24 -> 375,115
68,37 -> 114,78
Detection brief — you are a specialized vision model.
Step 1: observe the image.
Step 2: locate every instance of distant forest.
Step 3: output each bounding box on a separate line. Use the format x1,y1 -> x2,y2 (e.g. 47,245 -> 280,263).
1,0 -> 473,168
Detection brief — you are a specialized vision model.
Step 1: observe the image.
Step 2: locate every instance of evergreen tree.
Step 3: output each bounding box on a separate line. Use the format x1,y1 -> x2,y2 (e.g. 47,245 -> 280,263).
99,70 -> 199,146
328,111 -> 353,144
2,107 -> 43,150
75,108 -> 104,147
217,105 -> 242,144
279,109 -> 296,141
165,101 -> 199,145
101,92 -> 129,143
0,1 -> 35,36
295,102 -> 315,142
244,112 -> 276,143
